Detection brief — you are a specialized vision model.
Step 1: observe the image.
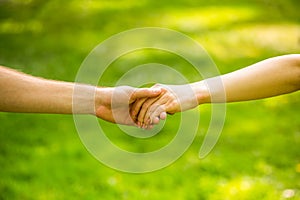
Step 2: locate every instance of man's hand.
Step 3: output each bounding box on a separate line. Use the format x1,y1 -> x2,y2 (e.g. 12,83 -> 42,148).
95,86 -> 161,126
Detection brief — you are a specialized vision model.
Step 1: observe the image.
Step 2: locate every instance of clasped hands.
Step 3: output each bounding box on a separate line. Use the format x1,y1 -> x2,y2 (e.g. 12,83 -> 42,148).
96,82 -> 207,129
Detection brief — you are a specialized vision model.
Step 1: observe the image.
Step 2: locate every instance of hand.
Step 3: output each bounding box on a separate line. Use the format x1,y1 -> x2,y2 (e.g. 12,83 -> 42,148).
131,83 -> 200,128
95,86 -> 161,126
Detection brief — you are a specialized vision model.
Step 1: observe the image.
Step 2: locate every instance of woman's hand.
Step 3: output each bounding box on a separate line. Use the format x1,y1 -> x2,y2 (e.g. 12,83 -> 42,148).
131,83 -> 202,129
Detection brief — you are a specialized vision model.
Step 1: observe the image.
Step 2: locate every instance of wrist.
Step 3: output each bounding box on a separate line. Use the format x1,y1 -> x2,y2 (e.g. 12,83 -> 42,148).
94,87 -> 113,112
72,84 -> 107,115
190,81 -> 211,105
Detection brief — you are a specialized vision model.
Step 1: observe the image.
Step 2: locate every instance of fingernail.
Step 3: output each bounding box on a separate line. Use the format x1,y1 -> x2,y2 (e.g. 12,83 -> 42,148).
153,88 -> 161,93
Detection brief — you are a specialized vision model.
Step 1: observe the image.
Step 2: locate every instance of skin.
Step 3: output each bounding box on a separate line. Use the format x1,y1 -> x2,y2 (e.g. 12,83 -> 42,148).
2,54 -> 299,128
0,66 -> 161,126
132,54 -> 300,128
94,86 -> 161,125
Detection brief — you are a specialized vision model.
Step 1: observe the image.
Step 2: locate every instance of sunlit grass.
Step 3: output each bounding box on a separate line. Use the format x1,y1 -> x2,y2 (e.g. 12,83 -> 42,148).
159,6 -> 259,31
196,23 -> 299,61
72,0 -> 148,12
0,0 -> 299,199
209,176 -> 279,200
0,19 -> 43,34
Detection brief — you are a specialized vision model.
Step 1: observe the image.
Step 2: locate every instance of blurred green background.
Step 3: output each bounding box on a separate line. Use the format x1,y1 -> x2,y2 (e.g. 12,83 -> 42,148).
0,0 -> 299,199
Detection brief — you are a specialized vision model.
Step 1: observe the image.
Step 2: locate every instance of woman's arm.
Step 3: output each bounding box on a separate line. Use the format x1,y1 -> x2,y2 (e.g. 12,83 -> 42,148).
132,54 -> 300,128
193,54 -> 300,103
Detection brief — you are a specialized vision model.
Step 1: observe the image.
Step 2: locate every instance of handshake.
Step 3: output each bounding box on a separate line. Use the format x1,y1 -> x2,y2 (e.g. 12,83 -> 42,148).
1,54 -> 299,123
95,82 -> 207,129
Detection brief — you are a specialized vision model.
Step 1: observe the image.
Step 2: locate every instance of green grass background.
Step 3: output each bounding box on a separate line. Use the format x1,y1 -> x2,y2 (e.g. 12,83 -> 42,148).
0,0 -> 299,199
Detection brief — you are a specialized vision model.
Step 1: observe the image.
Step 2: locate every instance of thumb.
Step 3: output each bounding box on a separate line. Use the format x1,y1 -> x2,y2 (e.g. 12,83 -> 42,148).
130,88 -> 161,100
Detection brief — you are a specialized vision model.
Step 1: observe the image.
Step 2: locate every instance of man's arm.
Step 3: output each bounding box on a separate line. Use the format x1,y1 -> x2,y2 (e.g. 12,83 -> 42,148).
0,66 -> 161,125
0,66 -> 78,114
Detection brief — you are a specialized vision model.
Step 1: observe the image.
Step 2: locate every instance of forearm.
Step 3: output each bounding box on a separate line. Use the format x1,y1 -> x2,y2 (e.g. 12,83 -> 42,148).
0,66 -> 100,114
191,54 -> 300,104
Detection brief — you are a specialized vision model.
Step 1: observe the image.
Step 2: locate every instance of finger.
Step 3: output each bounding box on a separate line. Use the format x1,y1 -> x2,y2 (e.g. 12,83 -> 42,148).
152,117 -> 160,124
130,97 -> 147,125
149,105 -> 167,125
143,103 -> 160,125
159,112 -> 167,120
149,112 -> 166,125
143,97 -> 168,125
140,87 -> 168,126
130,88 -> 161,100
137,97 -> 160,126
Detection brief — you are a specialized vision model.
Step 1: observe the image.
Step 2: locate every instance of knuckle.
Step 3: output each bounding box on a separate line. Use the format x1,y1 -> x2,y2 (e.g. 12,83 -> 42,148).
153,83 -> 162,87
170,101 -> 177,107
